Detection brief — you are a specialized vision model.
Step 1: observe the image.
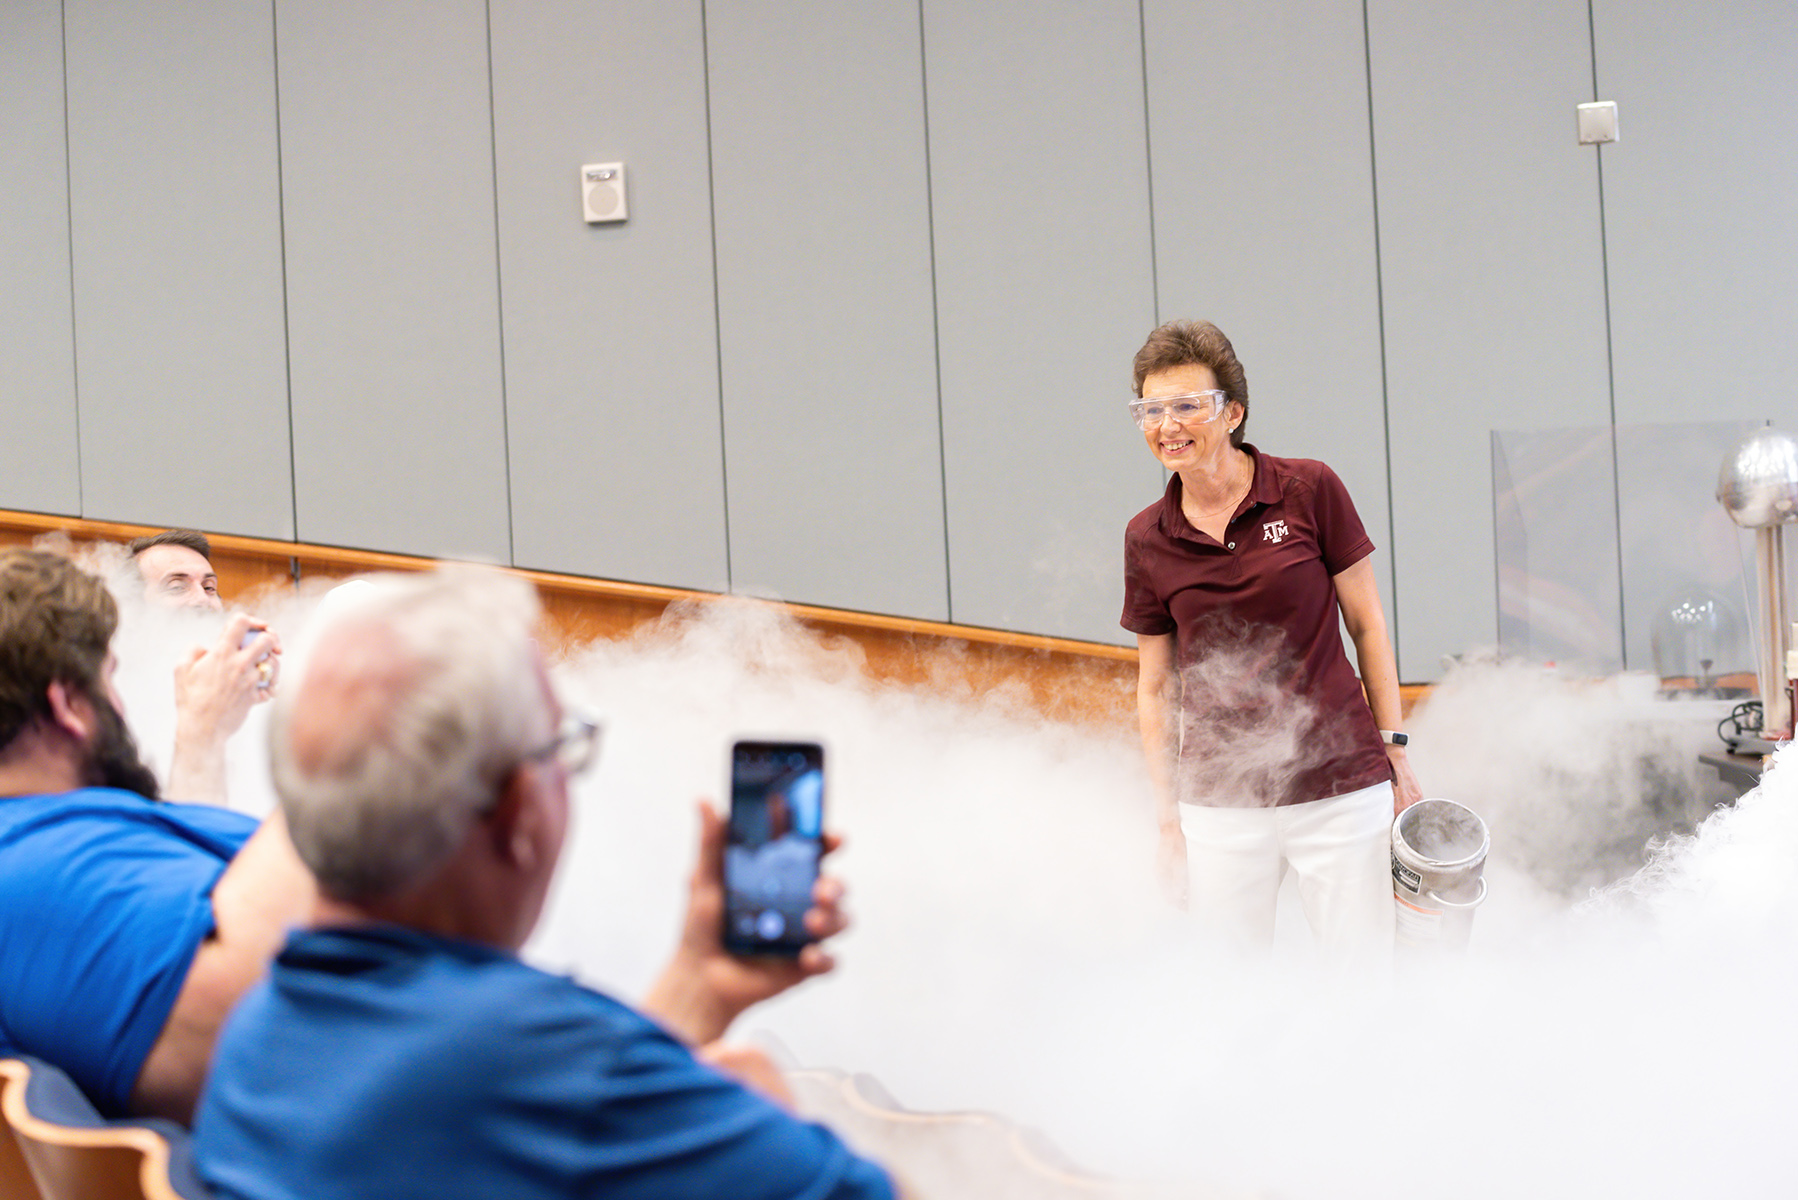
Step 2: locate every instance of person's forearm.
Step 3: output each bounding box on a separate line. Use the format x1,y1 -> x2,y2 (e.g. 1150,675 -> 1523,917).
1350,622 -> 1419,801
166,720 -> 228,804
1350,624 -> 1405,733
640,957 -> 741,1047
1137,688 -> 1178,825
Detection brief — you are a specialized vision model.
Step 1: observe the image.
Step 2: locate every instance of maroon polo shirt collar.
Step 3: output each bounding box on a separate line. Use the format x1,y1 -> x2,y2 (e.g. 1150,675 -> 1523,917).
1156,444 -> 1281,546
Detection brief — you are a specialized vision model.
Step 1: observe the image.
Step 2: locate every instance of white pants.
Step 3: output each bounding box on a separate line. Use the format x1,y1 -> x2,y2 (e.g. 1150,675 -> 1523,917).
1178,781 -> 1395,966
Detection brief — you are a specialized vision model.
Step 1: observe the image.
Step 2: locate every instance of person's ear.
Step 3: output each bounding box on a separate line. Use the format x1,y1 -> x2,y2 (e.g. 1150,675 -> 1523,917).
44,680 -> 96,742
485,764 -> 546,872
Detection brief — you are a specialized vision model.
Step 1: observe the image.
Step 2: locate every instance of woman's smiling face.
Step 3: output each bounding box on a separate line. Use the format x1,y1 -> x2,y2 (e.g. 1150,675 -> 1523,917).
1138,363 -> 1240,472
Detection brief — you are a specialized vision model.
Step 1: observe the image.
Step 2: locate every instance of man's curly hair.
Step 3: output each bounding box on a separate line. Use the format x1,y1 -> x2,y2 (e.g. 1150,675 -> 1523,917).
0,548 -> 117,751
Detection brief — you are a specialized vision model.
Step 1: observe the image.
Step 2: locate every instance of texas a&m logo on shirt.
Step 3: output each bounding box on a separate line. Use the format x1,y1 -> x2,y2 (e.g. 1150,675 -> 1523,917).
1262,520 -> 1289,544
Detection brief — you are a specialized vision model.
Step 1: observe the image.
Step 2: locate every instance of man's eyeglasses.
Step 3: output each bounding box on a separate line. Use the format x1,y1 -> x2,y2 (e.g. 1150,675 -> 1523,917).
526,713 -> 603,777
1129,390 -> 1228,431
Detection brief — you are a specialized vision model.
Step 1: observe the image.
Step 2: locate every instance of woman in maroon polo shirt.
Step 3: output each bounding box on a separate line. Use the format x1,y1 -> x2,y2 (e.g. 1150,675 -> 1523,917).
1120,320 -> 1422,961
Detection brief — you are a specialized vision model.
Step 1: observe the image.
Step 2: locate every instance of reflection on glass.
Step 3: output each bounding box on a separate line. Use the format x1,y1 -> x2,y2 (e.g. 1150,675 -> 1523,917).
1495,419 -> 1763,688
1492,425 -> 1622,673
1649,586 -> 1750,697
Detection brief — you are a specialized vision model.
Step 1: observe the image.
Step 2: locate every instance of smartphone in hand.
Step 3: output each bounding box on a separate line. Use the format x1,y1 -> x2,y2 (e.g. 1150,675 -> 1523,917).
723,740 -> 825,957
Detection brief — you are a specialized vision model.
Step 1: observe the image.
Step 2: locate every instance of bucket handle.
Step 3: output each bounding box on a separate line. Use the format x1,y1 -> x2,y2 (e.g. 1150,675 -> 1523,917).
1423,876 -> 1487,910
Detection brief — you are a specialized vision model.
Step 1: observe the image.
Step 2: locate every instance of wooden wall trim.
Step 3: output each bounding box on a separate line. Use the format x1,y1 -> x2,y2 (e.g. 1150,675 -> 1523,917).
0,509 -> 1143,727
1,509 -> 1427,725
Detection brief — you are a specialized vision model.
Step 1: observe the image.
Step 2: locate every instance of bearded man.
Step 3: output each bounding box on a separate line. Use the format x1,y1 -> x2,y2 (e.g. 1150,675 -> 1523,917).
0,547 -> 312,1122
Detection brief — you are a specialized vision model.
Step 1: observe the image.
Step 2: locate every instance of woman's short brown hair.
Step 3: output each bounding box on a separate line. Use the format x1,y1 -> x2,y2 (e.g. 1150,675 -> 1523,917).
0,548 -> 117,750
1132,320 -> 1250,448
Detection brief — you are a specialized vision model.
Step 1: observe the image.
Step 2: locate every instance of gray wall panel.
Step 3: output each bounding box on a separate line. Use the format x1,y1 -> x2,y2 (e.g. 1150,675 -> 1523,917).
926,0 -> 1156,643
0,0 -> 80,516
12,1 -> 1788,673
707,0 -> 947,618
64,0 -> 292,536
1147,0 -> 1395,639
490,0 -> 726,591
1595,0 -> 1798,428
277,0 -> 509,563
1369,0 -> 1611,680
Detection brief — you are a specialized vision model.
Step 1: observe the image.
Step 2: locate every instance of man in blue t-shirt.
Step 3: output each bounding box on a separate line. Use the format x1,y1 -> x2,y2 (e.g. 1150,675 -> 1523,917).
193,566 -> 901,1200
0,548 -> 315,1122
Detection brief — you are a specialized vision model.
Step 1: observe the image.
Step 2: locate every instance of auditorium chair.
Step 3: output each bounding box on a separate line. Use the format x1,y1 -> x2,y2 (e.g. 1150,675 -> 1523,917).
0,1056 -> 211,1200
0,1058 -> 44,1199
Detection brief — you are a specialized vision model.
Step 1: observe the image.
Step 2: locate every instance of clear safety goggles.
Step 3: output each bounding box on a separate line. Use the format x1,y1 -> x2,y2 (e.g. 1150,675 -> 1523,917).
1128,390 -> 1228,431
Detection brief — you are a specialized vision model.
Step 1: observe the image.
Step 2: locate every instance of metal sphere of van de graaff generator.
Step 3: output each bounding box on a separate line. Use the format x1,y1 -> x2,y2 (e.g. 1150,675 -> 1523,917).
1717,428 -> 1798,529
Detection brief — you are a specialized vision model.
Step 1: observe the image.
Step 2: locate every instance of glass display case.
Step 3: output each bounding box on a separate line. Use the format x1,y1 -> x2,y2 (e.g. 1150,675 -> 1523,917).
1492,419 -> 1766,691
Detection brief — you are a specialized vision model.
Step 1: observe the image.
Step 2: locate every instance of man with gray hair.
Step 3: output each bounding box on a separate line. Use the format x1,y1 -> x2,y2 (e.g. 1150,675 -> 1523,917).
194,567 -> 899,1200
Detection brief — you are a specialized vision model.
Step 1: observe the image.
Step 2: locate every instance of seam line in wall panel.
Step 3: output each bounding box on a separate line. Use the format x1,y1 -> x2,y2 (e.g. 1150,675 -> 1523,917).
272,0 -> 299,541
917,0 -> 952,622
1589,0 -> 1626,668
1360,0 -> 1401,672
1601,149 -> 1624,666
60,0 -> 84,515
1139,0 -> 1170,500
1490,436 -> 1500,663
700,0 -> 732,587
483,0 -> 516,565
1137,0 -> 1159,323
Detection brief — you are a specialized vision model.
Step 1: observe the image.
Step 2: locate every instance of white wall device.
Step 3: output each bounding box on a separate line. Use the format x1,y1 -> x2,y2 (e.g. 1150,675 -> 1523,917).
582,162 -> 628,223
1576,101 -> 1619,145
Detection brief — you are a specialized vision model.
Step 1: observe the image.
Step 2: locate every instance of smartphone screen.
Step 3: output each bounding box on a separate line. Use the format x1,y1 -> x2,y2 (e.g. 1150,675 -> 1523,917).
724,740 -> 825,956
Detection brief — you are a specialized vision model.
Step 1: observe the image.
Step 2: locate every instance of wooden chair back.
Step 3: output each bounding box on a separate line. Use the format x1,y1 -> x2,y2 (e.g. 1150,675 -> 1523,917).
0,1057 -> 208,1200
0,1058 -> 46,1200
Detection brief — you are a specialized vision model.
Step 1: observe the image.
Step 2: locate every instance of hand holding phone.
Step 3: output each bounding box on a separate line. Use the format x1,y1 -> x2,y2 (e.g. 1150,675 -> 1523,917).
640,795 -> 845,1046
723,740 -> 826,957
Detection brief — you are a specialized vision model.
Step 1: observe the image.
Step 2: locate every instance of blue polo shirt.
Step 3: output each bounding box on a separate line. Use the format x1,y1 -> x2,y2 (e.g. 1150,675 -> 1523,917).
195,924 -> 896,1200
0,787 -> 257,1114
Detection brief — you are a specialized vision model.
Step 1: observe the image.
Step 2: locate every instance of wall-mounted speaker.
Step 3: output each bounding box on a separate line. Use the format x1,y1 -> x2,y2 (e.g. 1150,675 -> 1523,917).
582,162 -> 628,223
